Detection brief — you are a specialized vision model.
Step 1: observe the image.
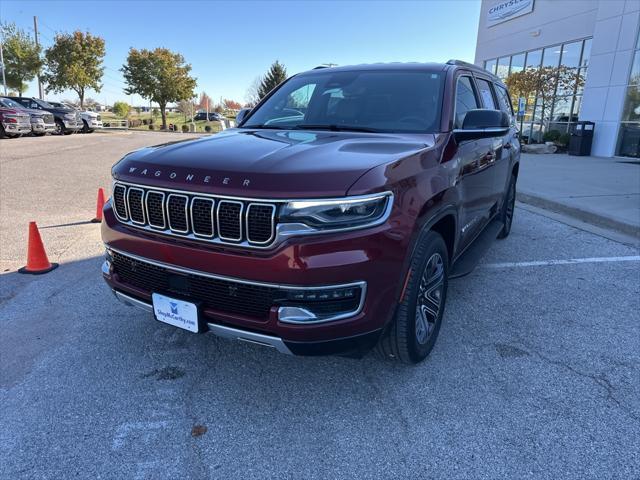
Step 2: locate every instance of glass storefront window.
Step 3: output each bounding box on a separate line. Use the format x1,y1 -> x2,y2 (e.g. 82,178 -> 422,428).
581,39 -> 592,68
630,50 -> 640,86
551,96 -> 573,123
572,95 -> 582,118
525,50 -> 542,69
484,59 -> 497,75
543,45 -> 562,68
510,53 -> 525,74
617,32 -> 640,156
621,85 -> 640,122
496,57 -> 510,79
561,41 -> 582,68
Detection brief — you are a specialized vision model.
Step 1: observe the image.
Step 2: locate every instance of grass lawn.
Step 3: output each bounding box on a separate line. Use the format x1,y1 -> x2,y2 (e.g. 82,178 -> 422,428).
101,111 -> 233,133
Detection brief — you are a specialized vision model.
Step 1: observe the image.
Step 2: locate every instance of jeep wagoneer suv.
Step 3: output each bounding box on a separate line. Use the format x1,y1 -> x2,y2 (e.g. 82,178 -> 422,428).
101,60 -> 520,363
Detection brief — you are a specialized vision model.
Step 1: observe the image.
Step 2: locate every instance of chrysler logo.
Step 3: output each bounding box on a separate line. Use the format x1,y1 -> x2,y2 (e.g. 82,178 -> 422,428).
126,166 -> 251,187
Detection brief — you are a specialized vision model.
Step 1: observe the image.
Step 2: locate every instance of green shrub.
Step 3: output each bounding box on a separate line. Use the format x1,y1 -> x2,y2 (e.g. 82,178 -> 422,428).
543,130 -> 561,142
557,133 -> 571,147
204,125 -> 212,133
182,124 -> 189,133
148,124 -> 155,130
142,118 -> 148,126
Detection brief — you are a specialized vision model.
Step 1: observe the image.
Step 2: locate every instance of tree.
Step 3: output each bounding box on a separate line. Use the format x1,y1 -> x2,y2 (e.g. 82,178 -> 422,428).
113,101 -> 130,118
177,99 -> 195,122
223,99 -> 242,110
122,48 -> 197,129
245,76 -> 262,107
197,91 -> 212,111
0,22 -> 42,96
257,61 -> 287,100
505,66 -> 584,142
43,31 -> 105,109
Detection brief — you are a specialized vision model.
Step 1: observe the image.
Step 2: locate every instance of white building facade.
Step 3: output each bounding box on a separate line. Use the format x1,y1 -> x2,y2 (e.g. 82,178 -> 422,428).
475,0 -> 640,157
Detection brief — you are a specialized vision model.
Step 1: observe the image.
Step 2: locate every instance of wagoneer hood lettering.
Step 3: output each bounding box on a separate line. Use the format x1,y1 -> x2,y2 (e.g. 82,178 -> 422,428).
113,129 -> 434,198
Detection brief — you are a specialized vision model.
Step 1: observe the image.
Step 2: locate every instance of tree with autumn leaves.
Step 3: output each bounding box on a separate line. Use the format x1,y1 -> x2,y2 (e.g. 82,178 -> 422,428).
122,47 -> 197,129
505,66 -> 584,141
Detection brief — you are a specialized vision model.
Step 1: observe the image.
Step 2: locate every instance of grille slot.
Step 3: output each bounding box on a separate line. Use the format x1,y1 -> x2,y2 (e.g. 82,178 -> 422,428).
246,204 -> 276,244
217,201 -> 243,241
127,188 -> 145,224
167,194 -> 189,233
113,185 -> 128,220
145,191 -> 165,229
191,198 -> 215,237
113,182 -> 278,248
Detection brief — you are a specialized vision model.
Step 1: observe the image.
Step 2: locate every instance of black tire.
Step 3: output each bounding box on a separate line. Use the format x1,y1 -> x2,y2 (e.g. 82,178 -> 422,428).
0,124 -> 6,139
55,120 -> 66,135
497,174 -> 516,239
376,230 -> 449,363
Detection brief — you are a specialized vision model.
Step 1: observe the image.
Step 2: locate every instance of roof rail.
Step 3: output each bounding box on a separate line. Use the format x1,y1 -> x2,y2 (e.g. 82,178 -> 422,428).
446,59 -> 479,69
313,63 -> 338,70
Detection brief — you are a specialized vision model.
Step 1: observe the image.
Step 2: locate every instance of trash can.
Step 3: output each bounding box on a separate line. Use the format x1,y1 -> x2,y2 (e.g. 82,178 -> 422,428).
569,121 -> 595,156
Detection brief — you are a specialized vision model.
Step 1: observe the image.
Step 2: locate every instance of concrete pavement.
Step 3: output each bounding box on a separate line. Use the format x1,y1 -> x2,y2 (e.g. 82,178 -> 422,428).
517,153 -> 640,238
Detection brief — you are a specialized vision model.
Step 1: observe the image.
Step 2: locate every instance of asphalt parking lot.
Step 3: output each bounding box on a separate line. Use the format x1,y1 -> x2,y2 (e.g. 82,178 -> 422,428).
1,133 -> 639,479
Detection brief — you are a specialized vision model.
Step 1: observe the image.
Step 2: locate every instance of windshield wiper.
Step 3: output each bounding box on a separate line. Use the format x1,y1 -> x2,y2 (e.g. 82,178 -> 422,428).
296,124 -> 381,133
243,124 -> 299,130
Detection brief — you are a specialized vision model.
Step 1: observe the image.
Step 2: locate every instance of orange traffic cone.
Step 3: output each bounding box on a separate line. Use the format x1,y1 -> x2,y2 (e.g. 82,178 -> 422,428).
91,188 -> 105,223
18,222 -> 58,274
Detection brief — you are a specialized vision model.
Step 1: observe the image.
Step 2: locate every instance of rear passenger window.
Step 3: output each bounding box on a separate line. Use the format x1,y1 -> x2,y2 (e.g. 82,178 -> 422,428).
494,84 -> 514,117
476,79 -> 497,109
454,76 -> 479,129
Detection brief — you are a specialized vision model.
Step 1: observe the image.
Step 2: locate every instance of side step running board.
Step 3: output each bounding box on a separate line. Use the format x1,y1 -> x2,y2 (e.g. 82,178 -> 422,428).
449,219 -> 503,279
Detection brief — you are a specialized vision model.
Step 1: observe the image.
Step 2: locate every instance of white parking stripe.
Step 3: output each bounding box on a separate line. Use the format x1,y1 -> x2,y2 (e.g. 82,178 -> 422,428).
481,256 -> 640,269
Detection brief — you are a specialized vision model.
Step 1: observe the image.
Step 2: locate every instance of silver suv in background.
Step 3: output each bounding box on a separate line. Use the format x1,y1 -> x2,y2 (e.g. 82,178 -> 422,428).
48,101 -> 103,133
8,97 -> 81,135
0,97 -> 56,136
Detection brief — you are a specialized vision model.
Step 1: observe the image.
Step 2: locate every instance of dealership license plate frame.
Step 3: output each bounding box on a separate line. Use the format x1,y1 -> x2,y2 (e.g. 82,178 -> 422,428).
152,293 -> 200,333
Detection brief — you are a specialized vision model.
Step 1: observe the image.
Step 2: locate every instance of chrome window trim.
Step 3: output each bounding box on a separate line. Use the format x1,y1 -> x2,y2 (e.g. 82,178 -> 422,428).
166,193 -> 190,234
112,184 -> 129,221
246,203 -> 276,245
190,197 -> 215,238
216,200 -> 244,242
144,190 -> 166,230
127,187 -> 146,225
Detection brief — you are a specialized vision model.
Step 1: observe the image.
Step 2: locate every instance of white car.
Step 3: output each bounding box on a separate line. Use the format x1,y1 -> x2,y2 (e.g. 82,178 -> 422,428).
49,102 -> 103,133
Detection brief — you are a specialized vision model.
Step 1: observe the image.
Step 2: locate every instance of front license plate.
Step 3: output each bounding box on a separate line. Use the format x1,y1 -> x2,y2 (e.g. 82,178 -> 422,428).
152,293 -> 199,333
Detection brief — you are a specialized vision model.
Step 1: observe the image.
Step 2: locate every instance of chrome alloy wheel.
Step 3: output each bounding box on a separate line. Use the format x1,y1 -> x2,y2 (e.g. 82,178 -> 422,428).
415,252 -> 445,345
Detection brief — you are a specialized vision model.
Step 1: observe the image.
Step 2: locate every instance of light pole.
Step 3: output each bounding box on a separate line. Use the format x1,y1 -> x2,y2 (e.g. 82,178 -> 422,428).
0,41 -> 7,96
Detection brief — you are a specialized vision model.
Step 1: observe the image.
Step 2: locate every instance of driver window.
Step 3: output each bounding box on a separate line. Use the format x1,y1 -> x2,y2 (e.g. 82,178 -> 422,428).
454,76 -> 479,129
265,83 -> 316,124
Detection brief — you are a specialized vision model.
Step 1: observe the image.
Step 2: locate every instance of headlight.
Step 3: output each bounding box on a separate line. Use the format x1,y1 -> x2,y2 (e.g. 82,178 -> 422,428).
279,192 -> 393,230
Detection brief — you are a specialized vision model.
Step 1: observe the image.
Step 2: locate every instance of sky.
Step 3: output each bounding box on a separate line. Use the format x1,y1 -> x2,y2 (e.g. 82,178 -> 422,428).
0,0 -> 482,107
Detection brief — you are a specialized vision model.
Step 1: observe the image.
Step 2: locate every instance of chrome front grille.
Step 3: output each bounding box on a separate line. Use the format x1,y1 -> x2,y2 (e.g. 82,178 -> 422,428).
112,182 -> 279,248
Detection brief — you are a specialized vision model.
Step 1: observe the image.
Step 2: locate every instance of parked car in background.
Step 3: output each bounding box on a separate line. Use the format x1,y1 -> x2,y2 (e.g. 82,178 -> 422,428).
0,97 -> 56,136
7,97 -> 81,135
194,112 -> 226,121
0,102 -> 31,138
48,101 -> 103,133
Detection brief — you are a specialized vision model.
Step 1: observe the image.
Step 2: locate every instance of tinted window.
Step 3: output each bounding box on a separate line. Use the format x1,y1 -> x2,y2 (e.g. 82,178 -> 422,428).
454,76 -> 478,129
244,70 -> 444,133
476,79 -> 497,109
495,84 -> 514,124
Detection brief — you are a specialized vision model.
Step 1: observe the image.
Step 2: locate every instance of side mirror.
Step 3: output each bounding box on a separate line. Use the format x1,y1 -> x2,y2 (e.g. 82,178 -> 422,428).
454,109 -> 510,142
235,108 -> 251,125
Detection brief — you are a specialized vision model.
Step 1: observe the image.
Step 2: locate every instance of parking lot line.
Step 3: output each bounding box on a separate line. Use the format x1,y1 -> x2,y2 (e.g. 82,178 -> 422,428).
481,255 -> 640,269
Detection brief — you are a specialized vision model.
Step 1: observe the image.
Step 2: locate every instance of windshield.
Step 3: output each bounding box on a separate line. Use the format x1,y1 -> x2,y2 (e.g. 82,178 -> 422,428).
243,70 -> 443,133
35,99 -> 54,108
0,98 -> 24,109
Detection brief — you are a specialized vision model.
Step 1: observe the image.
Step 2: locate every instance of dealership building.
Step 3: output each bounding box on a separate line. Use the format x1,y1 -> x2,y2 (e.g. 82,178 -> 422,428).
474,0 -> 640,157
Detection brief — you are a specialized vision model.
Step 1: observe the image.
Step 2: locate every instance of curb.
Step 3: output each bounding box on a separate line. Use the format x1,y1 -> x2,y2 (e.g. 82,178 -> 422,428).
517,192 -> 640,239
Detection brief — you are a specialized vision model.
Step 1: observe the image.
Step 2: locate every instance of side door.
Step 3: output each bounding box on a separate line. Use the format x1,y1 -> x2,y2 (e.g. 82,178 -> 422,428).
493,83 -> 519,199
453,74 -> 495,249
472,76 -> 505,210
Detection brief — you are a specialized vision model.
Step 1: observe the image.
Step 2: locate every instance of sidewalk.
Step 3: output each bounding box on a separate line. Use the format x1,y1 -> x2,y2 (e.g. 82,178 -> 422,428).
517,153 -> 640,238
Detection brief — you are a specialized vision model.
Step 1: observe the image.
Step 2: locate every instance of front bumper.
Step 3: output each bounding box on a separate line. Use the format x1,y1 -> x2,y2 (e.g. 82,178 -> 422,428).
63,120 -> 81,130
32,122 -> 56,133
3,122 -> 32,135
101,200 -> 408,351
88,120 -> 103,129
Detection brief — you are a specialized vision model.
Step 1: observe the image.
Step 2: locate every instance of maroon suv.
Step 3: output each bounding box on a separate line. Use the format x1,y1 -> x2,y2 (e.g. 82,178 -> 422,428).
102,60 -> 520,363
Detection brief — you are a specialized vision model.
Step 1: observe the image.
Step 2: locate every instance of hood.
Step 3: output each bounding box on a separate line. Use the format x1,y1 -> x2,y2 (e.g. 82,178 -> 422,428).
112,128 -> 434,198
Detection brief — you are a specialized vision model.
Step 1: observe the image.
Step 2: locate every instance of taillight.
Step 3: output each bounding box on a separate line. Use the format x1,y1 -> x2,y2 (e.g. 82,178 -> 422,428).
4,116 -> 17,123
